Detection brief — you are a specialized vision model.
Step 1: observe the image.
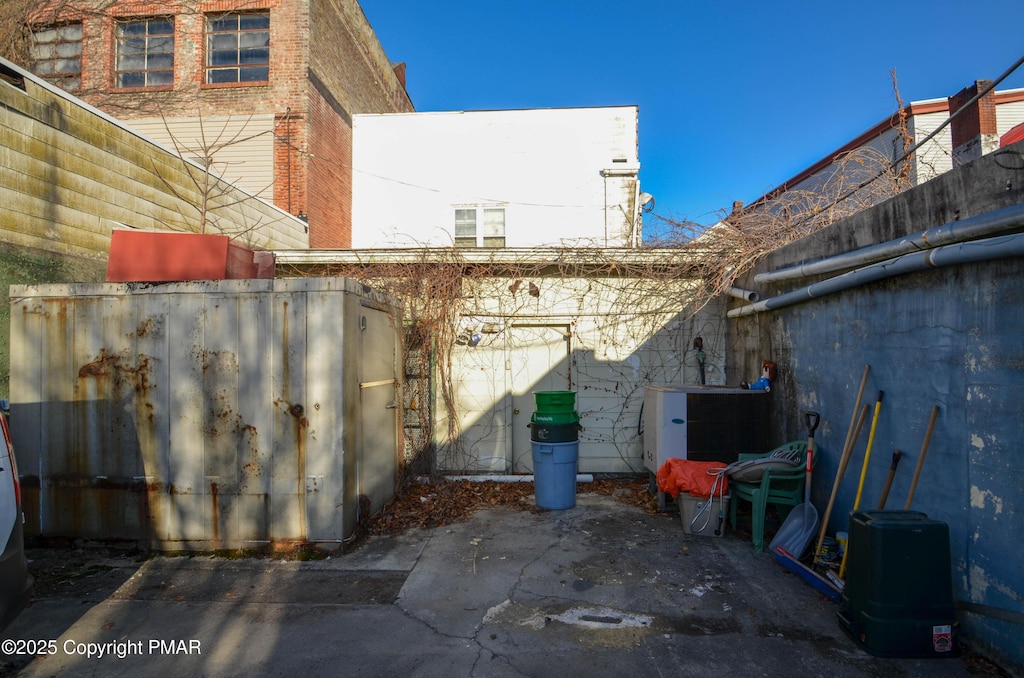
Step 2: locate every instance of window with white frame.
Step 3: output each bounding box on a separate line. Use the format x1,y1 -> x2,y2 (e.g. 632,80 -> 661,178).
205,12 -> 270,84
454,207 -> 505,248
115,17 -> 174,88
30,23 -> 83,91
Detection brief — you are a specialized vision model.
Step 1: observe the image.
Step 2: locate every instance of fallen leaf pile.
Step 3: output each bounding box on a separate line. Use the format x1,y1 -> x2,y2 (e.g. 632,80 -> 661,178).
367,476 -> 659,536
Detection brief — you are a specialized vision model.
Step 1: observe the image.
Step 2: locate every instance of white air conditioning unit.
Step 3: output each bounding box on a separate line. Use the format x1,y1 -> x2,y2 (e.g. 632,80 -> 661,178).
642,386 -> 767,475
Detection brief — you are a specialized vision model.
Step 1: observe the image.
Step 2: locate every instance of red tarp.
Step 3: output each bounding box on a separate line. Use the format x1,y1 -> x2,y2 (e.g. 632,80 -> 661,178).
656,458 -> 729,499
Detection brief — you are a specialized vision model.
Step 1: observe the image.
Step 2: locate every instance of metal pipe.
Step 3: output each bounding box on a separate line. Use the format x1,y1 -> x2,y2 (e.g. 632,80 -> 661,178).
729,231 -> 1024,317
754,203 -> 1024,285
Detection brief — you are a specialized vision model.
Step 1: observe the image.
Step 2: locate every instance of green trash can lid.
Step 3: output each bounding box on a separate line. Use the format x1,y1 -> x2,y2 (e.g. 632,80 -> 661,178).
533,390 -> 577,411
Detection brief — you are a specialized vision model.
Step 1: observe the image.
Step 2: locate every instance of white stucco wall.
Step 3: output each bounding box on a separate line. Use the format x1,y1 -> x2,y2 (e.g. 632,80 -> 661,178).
351,107 -> 641,248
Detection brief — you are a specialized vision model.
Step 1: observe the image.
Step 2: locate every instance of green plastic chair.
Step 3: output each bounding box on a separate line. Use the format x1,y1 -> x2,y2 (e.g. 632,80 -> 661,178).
728,441 -> 811,552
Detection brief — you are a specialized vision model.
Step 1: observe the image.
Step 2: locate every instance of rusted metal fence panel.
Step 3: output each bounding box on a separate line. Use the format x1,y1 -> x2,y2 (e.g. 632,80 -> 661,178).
9,278 -> 402,549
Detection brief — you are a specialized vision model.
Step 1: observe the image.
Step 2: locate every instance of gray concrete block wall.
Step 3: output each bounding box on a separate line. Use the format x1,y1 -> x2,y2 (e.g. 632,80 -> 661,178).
728,144 -> 1024,672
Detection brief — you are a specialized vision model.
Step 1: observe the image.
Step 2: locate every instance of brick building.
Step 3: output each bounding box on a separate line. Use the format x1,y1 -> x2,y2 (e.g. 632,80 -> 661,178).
744,82 -> 1024,213
26,0 -> 414,247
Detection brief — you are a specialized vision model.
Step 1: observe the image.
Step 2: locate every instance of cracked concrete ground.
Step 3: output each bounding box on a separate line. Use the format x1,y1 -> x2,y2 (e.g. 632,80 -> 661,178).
1,491 -> 991,677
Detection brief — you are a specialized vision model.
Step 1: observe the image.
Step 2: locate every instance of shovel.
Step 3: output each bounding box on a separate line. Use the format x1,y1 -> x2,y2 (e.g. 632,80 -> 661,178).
768,411 -> 820,559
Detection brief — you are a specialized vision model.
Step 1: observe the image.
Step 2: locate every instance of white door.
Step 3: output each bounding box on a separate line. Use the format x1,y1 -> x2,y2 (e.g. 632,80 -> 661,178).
441,322 -> 570,473
439,328 -> 510,472
509,324 -> 571,473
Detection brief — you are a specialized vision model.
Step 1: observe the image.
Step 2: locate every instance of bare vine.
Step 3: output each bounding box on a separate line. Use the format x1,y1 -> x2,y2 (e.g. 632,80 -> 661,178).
5,1 -> 920,476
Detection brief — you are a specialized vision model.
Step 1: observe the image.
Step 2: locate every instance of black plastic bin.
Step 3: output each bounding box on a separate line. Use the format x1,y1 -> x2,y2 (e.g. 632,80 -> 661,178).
529,419 -> 580,443
837,510 -> 958,658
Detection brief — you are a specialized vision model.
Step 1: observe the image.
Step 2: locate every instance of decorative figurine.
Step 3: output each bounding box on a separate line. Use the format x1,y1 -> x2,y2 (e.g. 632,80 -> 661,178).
742,359 -> 777,392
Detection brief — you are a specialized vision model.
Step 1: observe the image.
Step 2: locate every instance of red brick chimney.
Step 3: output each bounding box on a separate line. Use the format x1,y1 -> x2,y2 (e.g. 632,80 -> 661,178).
948,80 -> 998,167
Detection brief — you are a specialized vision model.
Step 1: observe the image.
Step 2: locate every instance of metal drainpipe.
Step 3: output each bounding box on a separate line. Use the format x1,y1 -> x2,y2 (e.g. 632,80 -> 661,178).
754,202 -> 1024,285
603,173 -> 609,247
632,178 -> 642,247
728,231 -> 1024,318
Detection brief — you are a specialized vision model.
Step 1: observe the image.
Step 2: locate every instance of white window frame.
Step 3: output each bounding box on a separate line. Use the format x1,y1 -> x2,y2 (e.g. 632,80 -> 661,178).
454,206 -> 506,248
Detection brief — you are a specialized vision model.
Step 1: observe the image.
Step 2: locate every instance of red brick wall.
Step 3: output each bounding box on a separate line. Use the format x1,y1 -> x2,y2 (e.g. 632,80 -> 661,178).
308,0 -> 413,116
32,0 -> 410,248
306,86 -> 352,247
274,110 -> 308,219
303,0 -> 413,247
949,80 -> 997,159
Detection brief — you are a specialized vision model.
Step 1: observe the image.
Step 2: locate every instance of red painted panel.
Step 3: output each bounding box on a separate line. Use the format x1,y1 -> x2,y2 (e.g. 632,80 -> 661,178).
109,229 -> 233,280
106,231 -> 258,282
1000,122 -> 1024,147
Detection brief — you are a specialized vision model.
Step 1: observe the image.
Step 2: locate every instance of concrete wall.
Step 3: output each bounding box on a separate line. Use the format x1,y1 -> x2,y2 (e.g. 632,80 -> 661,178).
351,107 -> 641,248
727,144 -> 1024,672
1,57 -> 310,260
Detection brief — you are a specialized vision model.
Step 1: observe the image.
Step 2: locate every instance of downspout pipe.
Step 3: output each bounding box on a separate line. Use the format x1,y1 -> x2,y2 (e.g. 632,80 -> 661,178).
729,231 -> 1024,318
754,202 -> 1024,285
726,287 -> 759,302
722,267 -> 759,302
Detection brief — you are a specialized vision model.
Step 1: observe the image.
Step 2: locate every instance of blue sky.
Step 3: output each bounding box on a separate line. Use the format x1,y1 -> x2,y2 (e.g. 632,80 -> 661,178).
360,1 -> 1024,240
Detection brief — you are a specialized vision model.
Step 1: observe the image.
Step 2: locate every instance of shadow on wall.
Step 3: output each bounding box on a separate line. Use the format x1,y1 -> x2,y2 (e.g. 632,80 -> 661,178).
15,395 -> 289,550
437,305 -> 739,475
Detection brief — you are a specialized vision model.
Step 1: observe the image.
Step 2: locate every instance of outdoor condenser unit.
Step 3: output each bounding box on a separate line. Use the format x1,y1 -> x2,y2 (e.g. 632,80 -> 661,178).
642,386 -> 768,475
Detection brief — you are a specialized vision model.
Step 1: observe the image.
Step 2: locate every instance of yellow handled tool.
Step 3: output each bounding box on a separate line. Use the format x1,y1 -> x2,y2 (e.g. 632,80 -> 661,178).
839,390 -> 884,579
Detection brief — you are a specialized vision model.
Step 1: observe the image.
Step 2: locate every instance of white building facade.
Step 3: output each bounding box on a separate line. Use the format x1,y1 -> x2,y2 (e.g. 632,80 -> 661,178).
352,106 -> 644,249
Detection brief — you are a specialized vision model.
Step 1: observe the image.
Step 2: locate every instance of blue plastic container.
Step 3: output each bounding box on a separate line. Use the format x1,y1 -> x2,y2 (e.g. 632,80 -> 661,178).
531,440 -> 579,510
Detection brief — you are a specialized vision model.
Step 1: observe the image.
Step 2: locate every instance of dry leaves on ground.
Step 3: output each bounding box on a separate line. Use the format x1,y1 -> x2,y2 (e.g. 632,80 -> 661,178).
367,477 -> 658,536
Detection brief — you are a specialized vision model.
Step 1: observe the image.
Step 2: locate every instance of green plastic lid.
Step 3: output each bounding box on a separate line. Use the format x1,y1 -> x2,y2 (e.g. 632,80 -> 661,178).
531,410 -> 580,425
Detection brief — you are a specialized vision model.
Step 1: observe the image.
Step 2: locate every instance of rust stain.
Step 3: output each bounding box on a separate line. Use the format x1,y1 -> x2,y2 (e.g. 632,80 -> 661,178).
242,424 -> 261,477
210,482 -> 220,543
78,353 -> 111,378
280,303 -> 291,403
135,317 -> 156,337
288,401 -> 308,541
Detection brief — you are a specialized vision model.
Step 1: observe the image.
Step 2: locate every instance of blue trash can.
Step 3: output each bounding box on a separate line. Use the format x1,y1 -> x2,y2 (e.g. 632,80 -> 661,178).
532,440 -> 579,509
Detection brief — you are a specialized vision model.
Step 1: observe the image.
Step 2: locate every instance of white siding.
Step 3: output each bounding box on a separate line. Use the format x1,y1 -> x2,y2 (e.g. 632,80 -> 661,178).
0,60 -> 309,255
907,111 -> 954,183
352,107 -> 641,248
127,115 -> 276,201
774,92 -> 1024,205
436,275 -> 725,474
997,97 -> 1024,136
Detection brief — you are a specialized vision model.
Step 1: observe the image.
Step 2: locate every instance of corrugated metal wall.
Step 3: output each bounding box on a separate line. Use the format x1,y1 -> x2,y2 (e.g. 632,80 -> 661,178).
9,278 -> 401,549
